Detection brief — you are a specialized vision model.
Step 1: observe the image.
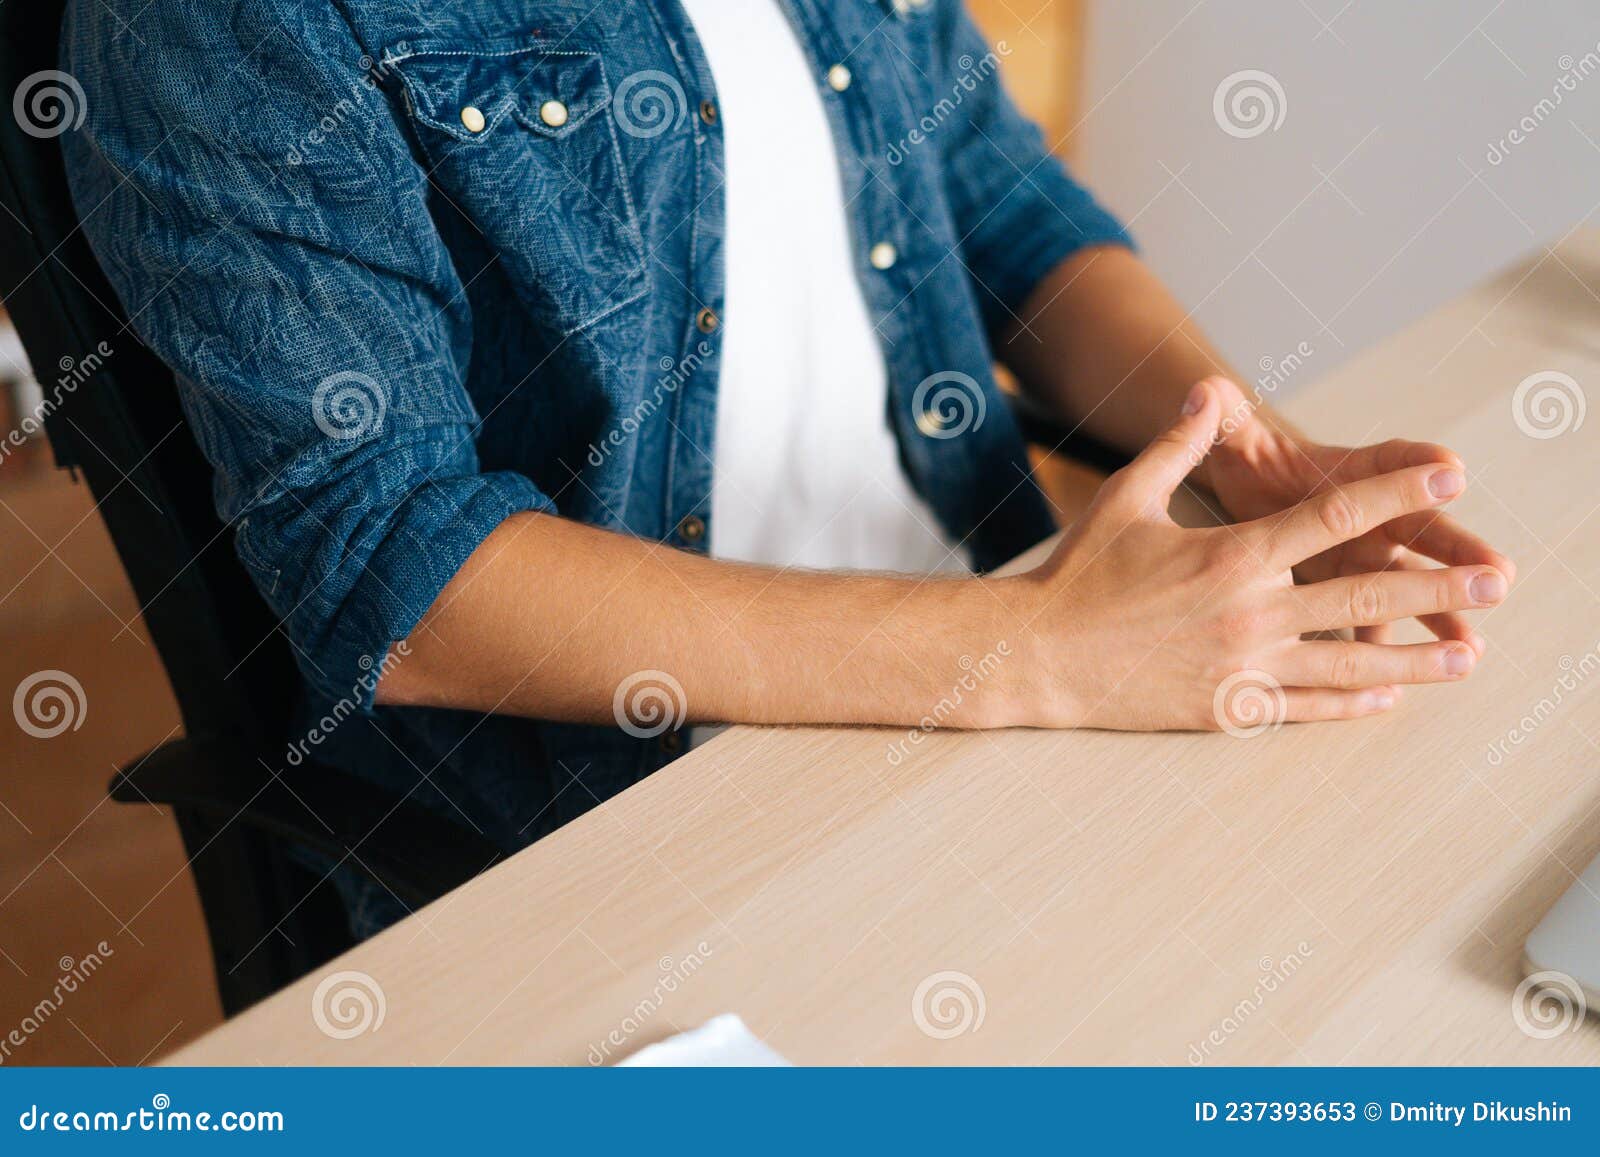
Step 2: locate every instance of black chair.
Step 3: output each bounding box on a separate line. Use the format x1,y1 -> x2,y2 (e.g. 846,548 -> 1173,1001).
0,0 -> 504,1016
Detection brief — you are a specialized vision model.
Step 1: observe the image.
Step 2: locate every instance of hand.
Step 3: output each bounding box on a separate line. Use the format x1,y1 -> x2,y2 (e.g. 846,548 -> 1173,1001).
1200,376 -> 1515,655
1006,380 -> 1509,731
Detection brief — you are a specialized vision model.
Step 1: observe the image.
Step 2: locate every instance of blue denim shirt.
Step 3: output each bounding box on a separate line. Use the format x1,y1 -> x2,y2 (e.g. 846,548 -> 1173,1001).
62,0 -> 1129,846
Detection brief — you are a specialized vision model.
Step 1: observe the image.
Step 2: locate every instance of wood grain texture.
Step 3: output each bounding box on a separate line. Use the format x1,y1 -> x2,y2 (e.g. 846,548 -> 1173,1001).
172,233 -> 1600,1066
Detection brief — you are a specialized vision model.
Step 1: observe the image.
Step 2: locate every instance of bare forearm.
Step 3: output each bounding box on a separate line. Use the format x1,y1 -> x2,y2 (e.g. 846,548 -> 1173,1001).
999,245 -> 1302,484
376,511 -> 1027,729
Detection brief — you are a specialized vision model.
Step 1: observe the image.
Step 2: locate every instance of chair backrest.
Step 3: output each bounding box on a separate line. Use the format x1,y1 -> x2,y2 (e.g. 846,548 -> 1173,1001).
0,0 -> 300,747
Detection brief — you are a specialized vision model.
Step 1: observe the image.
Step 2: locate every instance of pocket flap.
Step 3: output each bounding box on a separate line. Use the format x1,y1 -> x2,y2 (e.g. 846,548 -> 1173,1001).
387,41 -> 612,143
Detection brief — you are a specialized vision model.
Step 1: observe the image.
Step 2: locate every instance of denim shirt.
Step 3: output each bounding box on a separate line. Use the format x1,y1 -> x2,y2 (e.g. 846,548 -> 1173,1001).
62,0 -> 1129,847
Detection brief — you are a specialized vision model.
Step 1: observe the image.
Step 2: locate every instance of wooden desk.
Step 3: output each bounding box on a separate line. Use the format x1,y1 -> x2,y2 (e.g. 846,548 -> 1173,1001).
174,234 -> 1600,1066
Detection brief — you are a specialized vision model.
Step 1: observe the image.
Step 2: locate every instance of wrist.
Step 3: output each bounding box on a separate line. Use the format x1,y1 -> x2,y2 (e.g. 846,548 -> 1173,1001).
948,574 -> 1085,731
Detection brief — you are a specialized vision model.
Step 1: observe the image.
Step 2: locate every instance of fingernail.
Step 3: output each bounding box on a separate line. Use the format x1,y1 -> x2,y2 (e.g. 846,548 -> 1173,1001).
1427,469 -> 1465,499
1181,381 -> 1207,415
1444,646 -> 1474,676
1470,572 -> 1506,603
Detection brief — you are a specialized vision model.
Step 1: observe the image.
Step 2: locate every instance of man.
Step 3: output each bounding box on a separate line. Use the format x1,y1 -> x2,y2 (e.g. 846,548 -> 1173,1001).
63,0 -> 1511,935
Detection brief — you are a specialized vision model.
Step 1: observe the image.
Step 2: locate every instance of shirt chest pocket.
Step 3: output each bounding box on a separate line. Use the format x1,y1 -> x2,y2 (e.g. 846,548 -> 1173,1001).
387,41 -> 649,335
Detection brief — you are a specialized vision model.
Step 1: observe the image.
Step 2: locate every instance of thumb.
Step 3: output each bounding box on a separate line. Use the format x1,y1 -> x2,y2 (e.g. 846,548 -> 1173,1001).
1113,379 -> 1224,514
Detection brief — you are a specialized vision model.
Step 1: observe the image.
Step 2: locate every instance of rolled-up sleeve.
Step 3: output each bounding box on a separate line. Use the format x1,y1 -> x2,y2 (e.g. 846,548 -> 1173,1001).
935,2 -> 1134,336
61,0 -> 552,715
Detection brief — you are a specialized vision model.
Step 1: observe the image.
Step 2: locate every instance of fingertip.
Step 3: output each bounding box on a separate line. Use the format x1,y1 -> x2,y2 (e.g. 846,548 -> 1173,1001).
1468,631 -> 1487,659
1180,380 -> 1211,416
1442,642 -> 1477,677
1426,468 -> 1466,500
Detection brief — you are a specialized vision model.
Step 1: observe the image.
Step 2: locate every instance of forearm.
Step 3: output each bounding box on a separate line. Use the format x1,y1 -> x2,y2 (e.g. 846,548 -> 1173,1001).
376,511 -> 1030,729
999,245 -> 1302,485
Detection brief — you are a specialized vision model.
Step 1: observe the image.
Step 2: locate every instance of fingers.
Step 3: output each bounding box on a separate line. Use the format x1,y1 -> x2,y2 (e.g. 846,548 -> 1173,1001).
1104,380 -> 1223,516
1251,464 -> 1466,570
1375,553 -> 1487,656
1381,510 -> 1517,583
1325,438 -> 1463,483
1281,685 -> 1400,722
1284,564 -> 1508,631
1273,640 -> 1476,688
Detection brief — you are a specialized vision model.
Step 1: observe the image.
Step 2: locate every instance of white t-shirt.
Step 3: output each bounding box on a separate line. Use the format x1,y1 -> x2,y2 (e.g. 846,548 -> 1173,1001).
680,0 -> 964,574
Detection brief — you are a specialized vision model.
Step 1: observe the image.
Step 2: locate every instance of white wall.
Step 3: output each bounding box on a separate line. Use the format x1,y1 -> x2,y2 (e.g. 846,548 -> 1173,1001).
1075,0 -> 1600,392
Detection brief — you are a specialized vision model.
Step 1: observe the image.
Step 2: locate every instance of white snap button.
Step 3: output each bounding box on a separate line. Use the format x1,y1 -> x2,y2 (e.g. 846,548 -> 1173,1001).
869,242 -> 898,271
540,100 -> 569,128
826,64 -> 852,92
460,106 -> 486,133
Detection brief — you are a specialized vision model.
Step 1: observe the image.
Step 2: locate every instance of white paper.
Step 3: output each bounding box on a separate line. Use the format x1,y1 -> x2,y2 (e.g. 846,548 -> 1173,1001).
616,1014 -> 791,1067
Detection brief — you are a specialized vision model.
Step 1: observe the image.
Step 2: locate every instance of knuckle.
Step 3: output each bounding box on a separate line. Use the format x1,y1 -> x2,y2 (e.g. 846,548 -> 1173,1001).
1316,491 -> 1364,540
1329,649 -> 1362,689
1348,578 -> 1386,624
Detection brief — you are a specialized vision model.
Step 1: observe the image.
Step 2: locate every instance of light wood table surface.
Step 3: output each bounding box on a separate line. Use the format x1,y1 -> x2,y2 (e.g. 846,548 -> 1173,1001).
174,233 -> 1600,1066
